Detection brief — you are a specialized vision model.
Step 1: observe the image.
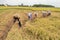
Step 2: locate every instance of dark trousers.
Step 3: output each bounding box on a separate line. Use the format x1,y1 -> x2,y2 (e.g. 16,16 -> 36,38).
13,16 -> 22,27
47,13 -> 51,16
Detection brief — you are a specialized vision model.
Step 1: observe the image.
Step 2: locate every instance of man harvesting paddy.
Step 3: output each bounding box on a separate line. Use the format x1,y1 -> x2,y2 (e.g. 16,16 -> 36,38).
13,14 -> 22,27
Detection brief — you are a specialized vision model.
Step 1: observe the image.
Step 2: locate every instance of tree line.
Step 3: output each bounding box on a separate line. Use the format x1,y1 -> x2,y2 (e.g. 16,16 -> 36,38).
0,4 -> 55,7
32,4 -> 55,7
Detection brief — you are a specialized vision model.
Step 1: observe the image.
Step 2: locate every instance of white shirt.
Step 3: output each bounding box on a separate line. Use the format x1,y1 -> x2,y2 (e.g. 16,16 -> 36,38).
28,13 -> 32,16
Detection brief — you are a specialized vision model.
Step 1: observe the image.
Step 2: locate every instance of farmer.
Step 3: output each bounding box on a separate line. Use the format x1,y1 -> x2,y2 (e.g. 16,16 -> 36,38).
42,10 -> 47,17
47,10 -> 51,16
34,12 -> 38,18
13,14 -> 22,27
28,12 -> 32,20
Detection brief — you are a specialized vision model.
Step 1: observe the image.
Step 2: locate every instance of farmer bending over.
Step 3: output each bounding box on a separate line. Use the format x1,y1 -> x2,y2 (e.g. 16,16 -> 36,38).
47,10 -> 51,16
34,12 -> 38,18
28,12 -> 32,20
42,10 -> 47,17
13,14 -> 22,27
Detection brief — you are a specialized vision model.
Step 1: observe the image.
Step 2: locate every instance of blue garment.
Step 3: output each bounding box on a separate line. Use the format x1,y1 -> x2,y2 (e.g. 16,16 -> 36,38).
28,13 -> 32,20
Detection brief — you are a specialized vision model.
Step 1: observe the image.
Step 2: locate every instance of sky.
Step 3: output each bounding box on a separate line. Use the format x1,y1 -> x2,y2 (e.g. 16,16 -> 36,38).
0,0 -> 60,7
